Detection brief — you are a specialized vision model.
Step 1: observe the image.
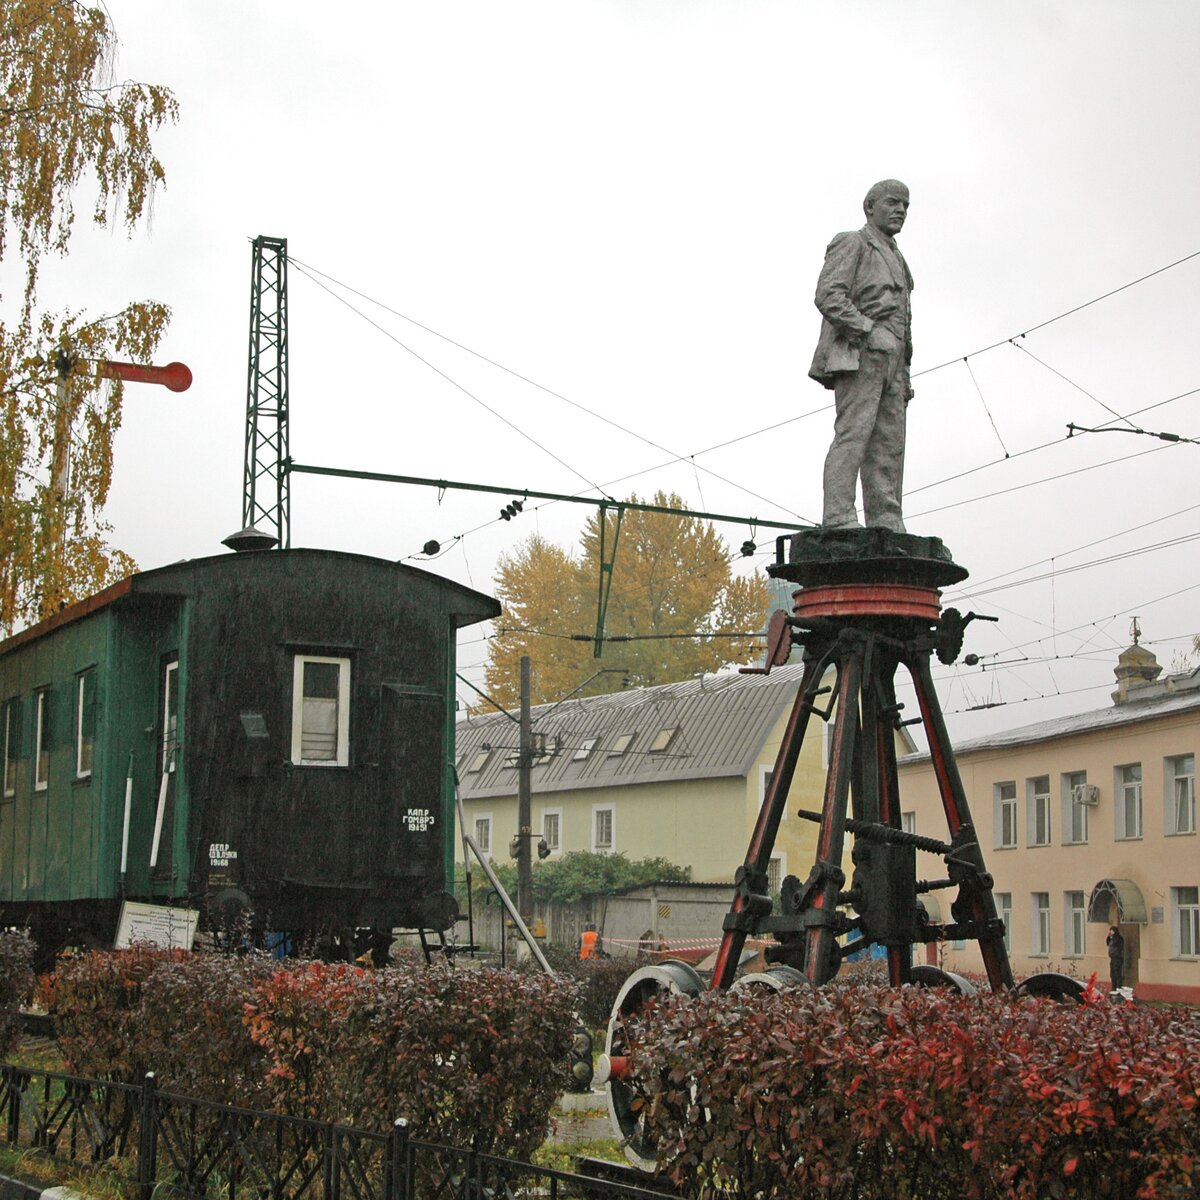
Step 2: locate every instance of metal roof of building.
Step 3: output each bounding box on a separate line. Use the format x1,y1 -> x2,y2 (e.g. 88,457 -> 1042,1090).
455,665 -> 808,799
900,685 -> 1200,765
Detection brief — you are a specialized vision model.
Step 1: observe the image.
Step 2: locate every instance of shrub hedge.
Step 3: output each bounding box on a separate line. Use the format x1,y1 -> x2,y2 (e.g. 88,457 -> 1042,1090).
43,951 -> 578,1162
631,983 -> 1200,1200
0,930 -> 34,1058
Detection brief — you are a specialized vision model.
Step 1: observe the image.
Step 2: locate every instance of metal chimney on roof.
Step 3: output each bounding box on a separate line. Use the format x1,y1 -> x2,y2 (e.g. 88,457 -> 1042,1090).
222,526 -> 278,553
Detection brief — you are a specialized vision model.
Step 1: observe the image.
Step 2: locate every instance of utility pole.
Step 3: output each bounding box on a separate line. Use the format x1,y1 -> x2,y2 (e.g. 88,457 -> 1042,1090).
517,655 -> 533,921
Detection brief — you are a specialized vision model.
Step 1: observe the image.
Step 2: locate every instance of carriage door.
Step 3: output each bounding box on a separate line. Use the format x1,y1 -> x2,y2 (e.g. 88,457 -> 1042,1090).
377,685 -> 445,923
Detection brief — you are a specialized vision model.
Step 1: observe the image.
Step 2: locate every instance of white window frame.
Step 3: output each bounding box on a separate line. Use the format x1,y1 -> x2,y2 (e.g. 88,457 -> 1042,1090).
540,807 -> 562,855
75,670 -> 94,780
1062,771 -> 1088,845
290,655 -> 351,767
1027,776 -> 1051,847
994,781 -> 1017,848
34,689 -> 50,792
572,736 -> 598,762
162,660 -> 179,773
1064,891 -> 1086,957
996,892 -> 1012,952
473,813 -> 493,857
1165,755 -> 1196,835
1031,892 -> 1050,956
1116,763 -> 1143,840
767,852 -> 786,895
1172,885 -> 1200,958
2,699 -> 17,798
901,811 -> 916,835
593,804 -> 615,854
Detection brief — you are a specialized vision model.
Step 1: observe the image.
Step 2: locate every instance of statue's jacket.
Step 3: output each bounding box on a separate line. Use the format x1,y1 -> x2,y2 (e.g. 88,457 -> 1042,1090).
808,223 -> 914,389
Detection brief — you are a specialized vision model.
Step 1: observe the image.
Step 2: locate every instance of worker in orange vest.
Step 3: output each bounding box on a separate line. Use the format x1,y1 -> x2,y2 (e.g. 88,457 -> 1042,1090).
579,925 -> 599,960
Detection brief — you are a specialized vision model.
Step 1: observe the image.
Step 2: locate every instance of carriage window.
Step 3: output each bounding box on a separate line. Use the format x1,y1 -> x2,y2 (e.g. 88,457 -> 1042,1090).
75,670 -> 96,779
291,655 -> 351,766
2,697 -> 19,798
34,688 -> 51,791
162,660 -> 179,774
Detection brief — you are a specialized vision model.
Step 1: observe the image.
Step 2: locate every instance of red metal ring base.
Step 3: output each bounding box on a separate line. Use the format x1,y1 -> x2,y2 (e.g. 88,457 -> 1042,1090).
792,583 -> 942,621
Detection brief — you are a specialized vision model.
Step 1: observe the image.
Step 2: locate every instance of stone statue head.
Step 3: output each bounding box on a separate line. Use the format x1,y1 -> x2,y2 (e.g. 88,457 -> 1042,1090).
863,179 -> 909,237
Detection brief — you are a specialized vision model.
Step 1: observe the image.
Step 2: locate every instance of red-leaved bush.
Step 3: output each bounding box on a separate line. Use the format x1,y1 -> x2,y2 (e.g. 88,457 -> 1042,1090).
245,961 -> 579,1159
43,951 -> 578,1164
50,946 -> 190,1079
0,930 -> 34,1058
632,984 -> 1200,1200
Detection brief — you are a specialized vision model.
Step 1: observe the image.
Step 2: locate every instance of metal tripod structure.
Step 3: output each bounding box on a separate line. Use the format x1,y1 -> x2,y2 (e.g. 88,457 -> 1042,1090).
708,541 -> 1013,992
601,530 -> 1082,1171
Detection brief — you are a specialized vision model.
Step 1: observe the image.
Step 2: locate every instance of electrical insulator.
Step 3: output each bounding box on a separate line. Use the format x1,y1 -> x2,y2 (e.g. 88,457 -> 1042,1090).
500,499 -> 525,521
422,539 -> 440,556
740,540 -> 757,557
537,838 -> 551,860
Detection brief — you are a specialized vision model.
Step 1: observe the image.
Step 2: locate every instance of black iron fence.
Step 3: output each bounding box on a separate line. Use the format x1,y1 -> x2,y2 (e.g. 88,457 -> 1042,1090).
0,1064 -> 672,1200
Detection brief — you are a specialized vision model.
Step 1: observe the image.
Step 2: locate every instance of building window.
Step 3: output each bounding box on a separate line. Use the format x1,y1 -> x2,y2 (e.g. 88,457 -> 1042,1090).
593,805 -> 614,853
901,811 -> 916,835
541,809 -> 561,854
1063,771 -> 1089,845
648,727 -> 677,753
473,815 -> 492,856
1027,776 -> 1051,846
573,736 -> 598,762
1116,763 -> 1143,840
290,655 -> 350,766
1173,886 -> 1200,958
2,698 -> 18,799
466,749 -> 491,774
1031,892 -> 1050,955
996,892 -> 1012,952
1065,891 -> 1086,957
75,670 -> 96,780
33,688 -> 51,792
1166,755 -> 1195,835
767,854 -> 785,894
994,782 -> 1017,848
608,733 -> 635,757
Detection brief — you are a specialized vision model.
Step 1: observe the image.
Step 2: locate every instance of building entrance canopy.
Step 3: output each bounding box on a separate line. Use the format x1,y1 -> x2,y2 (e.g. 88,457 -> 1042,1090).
1087,878 -> 1148,924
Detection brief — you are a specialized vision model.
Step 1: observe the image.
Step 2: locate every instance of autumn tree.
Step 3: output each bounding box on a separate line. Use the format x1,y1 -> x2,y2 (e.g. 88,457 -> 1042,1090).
484,492 -> 772,707
0,1 -> 178,633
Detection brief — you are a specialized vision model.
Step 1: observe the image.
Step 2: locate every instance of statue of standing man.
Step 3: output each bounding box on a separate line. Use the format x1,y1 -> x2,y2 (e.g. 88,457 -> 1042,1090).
809,180 -> 913,533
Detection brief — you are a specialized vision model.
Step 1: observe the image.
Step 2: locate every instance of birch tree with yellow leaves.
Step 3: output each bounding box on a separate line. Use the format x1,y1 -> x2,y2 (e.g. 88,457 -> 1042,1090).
0,0 -> 178,633
483,492 -> 772,709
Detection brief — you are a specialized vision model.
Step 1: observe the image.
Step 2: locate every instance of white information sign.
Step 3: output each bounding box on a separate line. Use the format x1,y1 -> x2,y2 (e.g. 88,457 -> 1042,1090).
114,901 -> 200,950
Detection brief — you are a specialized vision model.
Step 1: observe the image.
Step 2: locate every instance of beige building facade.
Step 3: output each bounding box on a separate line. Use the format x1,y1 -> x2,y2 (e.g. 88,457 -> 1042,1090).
898,644 -> 1200,1002
455,666 -> 828,901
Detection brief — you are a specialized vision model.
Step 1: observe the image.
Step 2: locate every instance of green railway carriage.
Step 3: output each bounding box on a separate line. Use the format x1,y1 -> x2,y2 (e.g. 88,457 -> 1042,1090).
0,548 -> 498,962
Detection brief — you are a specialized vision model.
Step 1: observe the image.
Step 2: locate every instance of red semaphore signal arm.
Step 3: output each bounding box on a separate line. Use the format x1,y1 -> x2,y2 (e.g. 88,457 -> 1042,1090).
98,359 -> 193,393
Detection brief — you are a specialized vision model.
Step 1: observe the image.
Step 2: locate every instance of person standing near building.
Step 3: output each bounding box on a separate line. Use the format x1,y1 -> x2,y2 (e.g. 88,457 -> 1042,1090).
1107,925 -> 1125,991
809,179 -> 914,533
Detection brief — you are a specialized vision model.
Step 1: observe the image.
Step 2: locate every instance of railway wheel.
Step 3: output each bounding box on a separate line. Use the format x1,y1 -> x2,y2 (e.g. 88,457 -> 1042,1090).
1013,971 -> 1086,1003
909,965 -> 977,994
597,960 -> 703,1171
730,964 -> 811,994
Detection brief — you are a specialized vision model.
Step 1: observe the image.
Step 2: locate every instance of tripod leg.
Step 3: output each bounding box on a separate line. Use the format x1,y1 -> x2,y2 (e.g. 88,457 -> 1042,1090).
870,660 -> 912,986
909,656 -> 1014,991
710,652 -> 826,990
803,644 -> 864,986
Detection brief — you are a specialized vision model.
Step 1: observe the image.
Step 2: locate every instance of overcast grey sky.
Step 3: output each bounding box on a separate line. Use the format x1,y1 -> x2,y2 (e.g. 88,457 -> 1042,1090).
41,1 -> 1200,742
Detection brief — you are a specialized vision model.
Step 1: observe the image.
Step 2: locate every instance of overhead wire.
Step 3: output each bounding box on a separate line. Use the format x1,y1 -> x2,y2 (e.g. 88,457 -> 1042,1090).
288,259 -> 610,500
288,254 -> 812,523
